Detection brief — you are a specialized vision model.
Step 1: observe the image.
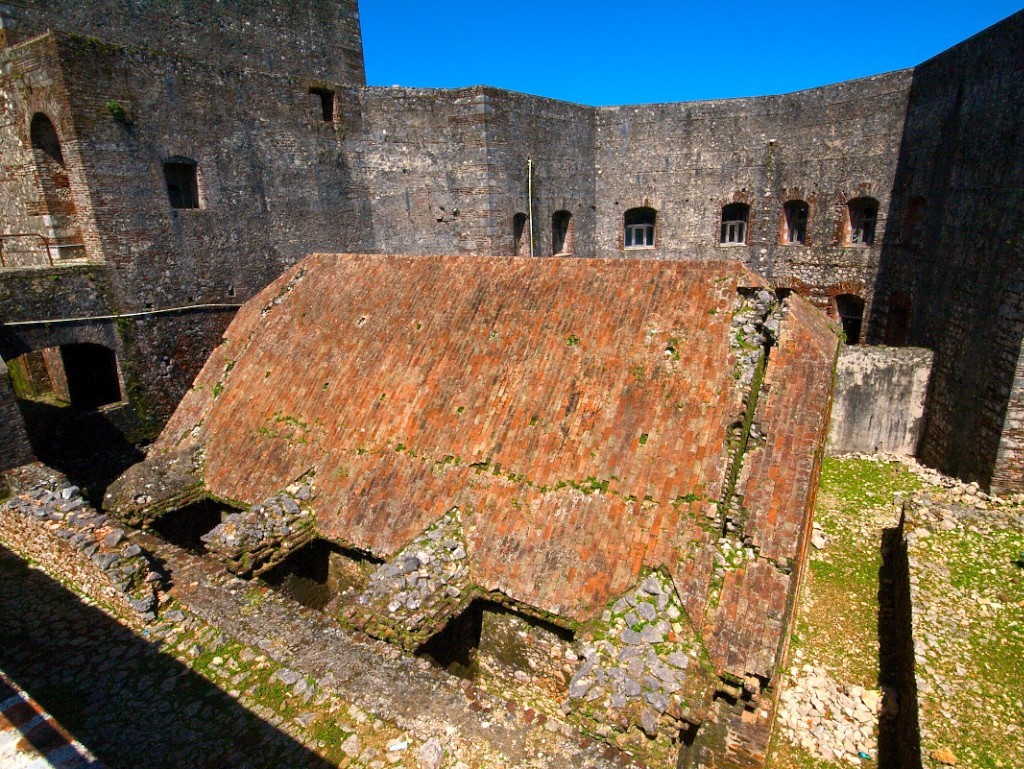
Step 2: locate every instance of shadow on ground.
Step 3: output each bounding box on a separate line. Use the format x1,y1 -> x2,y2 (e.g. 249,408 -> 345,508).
15,399 -> 144,506
0,543 -> 333,769
877,519 -> 923,769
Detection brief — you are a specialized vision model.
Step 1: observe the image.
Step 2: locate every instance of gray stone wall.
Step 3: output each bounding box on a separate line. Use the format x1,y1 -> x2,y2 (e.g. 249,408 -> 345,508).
592,72 -> 912,322
868,10 -> 1024,492
0,0 -> 364,86
827,346 -> 933,456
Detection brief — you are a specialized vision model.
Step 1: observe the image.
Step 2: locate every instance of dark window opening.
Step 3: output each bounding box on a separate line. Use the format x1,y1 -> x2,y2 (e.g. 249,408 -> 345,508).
149,499 -> 231,553
552,210 -> 573,255
847,197 -> 878,246
261,539 -> 380,611
309,87 -> 335,122
61,343 -> 122,409
835,294 -> 865,344
901,196 -> 925,248
416,599 -> 484,680
720,203 -> 749,244
163,158 -> 200,209
783,200 -> 809,244
30,113 -> 65,166
6,344 -> 140,504
886,292 -> 912,346
624,206 -> 656,248
512,212 -> 529,256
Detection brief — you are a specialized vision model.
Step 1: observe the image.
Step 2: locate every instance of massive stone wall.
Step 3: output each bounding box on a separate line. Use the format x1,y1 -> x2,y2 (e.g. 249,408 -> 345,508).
357,86 -> 596,258
0,32 -> 371,426
592,72 -> 911,312
0,0 -> 364,86
868,10 -> 1024,492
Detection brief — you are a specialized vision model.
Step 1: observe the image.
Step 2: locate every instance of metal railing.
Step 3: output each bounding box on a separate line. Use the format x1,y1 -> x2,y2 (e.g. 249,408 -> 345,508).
0,233 -> 86,268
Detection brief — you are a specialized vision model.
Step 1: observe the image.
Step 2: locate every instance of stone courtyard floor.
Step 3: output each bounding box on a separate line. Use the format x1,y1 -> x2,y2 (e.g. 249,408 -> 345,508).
0,532 -> 626,769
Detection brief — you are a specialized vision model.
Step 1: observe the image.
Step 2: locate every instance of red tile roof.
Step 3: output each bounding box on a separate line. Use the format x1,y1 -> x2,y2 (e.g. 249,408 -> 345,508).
152,254 -> 836,640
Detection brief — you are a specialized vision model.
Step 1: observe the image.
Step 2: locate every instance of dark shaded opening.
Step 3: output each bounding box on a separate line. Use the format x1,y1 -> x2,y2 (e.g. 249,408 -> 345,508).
61,343 -> 122,409
415,599 -> 484,679
512,212 -> 528,256
900,196 -> 926,248
784,200 -> 809,244
164,158 -> 200,209
886,292 -> 913,346
551,210 -> 572,255
836,294 -> 865,345
30,113 -> 64,166
848,197 -> 879,246
149,499 -> 229,553
309,87 -> 335,122
261,539 -> 378,611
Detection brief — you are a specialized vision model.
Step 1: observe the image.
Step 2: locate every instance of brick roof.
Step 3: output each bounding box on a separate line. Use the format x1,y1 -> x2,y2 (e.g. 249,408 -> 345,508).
149,254 -> 836,646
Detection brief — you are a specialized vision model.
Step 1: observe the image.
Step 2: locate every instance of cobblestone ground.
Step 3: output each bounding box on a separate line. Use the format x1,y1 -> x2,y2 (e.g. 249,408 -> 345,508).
0,529 -> 627,769
0,546 -> 337,769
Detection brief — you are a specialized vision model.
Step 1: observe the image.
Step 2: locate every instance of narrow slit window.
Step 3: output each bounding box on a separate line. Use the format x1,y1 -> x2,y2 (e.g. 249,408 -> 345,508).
310,87 -> 335,122
163,158 -> 200,209
512,212 -> 529,256
552,210 -> 573,255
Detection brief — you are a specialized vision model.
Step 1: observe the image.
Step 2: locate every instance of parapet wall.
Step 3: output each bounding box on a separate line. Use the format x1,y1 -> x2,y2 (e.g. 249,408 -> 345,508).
0,0 -> 365,85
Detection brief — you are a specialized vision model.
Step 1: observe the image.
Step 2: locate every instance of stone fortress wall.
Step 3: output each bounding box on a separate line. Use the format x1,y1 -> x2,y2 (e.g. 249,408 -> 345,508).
0,1 -> 1022,488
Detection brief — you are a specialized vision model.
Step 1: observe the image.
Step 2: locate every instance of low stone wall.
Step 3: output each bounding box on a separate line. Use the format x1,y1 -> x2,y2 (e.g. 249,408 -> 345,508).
828,347 -> 933,456
0,463 -> 165,620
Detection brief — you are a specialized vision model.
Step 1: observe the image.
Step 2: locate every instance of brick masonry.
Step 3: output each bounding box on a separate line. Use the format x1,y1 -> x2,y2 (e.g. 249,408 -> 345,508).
108,253 -> 839,763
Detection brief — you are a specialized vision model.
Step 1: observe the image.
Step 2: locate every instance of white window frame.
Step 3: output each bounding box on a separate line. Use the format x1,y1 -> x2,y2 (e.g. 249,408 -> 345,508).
625,222 -> 655,248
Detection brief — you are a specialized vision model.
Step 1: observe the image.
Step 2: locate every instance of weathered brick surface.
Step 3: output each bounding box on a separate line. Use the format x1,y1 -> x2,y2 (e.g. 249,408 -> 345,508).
131,254 -> 837,631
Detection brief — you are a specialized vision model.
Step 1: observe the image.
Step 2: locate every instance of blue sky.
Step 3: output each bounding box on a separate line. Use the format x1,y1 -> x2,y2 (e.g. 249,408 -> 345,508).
360,1 -> 1023,105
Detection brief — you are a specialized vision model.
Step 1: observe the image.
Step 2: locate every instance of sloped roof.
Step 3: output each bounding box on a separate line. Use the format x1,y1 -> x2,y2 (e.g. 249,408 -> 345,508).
140,254 -> 836,646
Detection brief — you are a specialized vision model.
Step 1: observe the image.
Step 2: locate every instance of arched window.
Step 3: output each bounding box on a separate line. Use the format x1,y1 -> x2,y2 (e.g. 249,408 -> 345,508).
31,113 -> 65,166
720,203 -> 749,245
624,207 -> 656,249
835,294 -> 865,344
552,210 -> 573,255
512,212 -> 529,256
847,197 -> 879,246
164,156 -> 201,209
783,200 -> 809,245
29,113 -> 83,259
